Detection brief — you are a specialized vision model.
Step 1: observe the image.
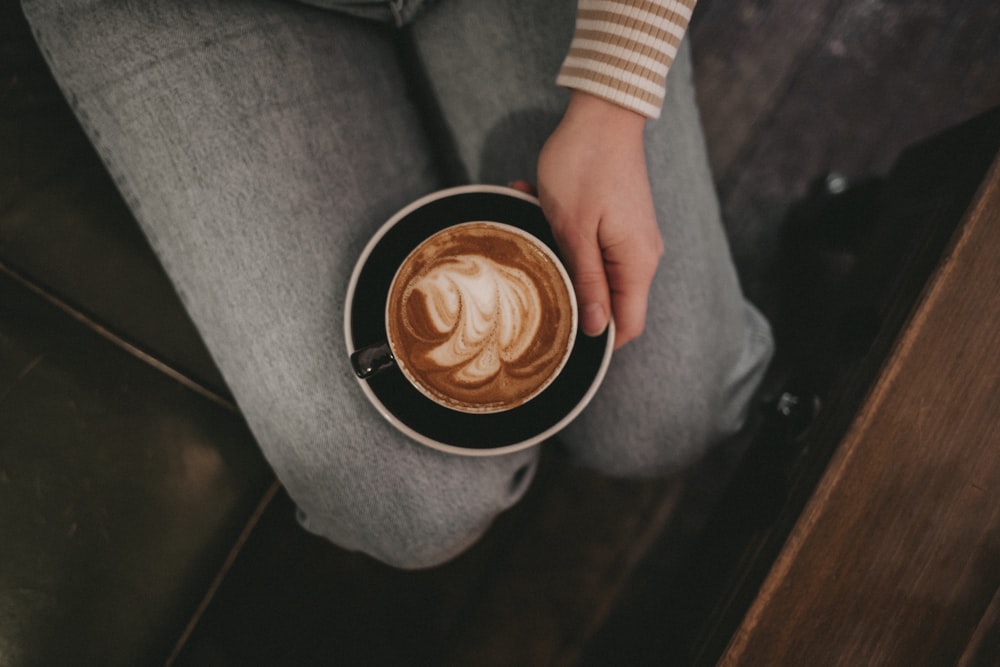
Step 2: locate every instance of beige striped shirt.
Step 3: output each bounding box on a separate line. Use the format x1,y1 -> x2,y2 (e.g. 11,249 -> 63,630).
556,0 -> 697,118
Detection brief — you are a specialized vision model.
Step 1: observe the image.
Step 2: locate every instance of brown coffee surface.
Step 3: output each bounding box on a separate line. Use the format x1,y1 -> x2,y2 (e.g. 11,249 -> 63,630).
387,222 -> 575,413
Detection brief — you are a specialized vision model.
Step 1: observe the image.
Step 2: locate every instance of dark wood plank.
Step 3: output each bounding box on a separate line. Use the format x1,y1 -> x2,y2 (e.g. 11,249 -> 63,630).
173,445 -> 693,666
436,464 -> 682,667
690,0 -> 843,186
719,156 -> 1000,666
958,585 -> 1000,667
692,0 -> 1000,303
580,106 -> 1000,667
0,269 -> 272,666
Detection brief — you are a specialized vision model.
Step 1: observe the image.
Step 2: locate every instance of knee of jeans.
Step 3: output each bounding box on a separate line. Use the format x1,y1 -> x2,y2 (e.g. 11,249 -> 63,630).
562,372 -> 753,479
287,449 -> 539,570
565,306 -> 773,479
295,500 -> 486,570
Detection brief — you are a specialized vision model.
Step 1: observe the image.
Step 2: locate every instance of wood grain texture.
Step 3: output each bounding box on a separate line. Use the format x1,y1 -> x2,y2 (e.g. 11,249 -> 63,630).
719,157 -> 1000,666
172,452 -> 687,666
958,585 -> 1000,667
691,0 -> 1000,303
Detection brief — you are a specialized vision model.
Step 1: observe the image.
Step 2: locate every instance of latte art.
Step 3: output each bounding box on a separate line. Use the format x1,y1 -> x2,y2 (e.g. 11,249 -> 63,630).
409,255 -> 543,385
387,222 -> 576,413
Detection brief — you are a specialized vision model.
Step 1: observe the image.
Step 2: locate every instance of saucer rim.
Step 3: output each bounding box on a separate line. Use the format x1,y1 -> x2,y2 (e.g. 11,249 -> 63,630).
344,184 -> 614,457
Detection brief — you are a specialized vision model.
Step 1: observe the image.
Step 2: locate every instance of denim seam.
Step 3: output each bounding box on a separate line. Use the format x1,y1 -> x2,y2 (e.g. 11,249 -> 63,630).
388,0 -> 405,27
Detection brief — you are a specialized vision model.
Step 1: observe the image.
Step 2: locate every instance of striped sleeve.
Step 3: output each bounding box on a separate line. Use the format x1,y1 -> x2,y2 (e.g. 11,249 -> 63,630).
556,0 -> 697,119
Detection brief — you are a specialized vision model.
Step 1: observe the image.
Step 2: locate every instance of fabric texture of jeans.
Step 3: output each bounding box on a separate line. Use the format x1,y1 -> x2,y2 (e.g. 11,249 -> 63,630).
21,0 -> 773,568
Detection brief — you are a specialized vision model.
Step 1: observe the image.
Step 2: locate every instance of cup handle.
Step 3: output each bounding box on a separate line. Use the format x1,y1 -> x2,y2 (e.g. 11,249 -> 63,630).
351,342 -> 395,379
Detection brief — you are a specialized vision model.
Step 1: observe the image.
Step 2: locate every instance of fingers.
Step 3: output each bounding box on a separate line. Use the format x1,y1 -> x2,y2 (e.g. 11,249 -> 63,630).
511,179 -> 613,336
605,250 -> 659,348
558,229 -> 660,347
549,221 -> 612,338
508,180 -> 537,195
545,205 -> 662,346
575,265 -> 612,338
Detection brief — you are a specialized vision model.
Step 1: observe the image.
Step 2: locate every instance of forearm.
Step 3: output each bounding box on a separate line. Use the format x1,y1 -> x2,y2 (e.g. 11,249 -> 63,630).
556,0 -> 697,119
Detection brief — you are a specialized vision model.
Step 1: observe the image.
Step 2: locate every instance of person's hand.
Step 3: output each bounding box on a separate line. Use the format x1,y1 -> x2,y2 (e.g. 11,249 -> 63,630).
535,91 -> 663,349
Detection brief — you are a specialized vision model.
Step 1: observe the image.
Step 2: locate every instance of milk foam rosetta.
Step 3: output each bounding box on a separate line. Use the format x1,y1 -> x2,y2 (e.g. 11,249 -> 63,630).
387,222 -> 576,413
409,256 -> 542,384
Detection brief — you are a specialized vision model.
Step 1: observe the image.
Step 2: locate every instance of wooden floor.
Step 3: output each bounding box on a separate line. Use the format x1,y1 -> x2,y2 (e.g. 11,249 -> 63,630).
691,0 -> 1000,310
2,0 -> 999,665
720,142 -> 1000,667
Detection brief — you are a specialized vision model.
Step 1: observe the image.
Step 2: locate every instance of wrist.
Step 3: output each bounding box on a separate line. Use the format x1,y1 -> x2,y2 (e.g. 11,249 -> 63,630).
562,91 -> 647,137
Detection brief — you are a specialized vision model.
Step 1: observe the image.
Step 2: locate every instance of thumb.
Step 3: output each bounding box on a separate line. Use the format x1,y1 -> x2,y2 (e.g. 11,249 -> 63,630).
557,230 -> 611,337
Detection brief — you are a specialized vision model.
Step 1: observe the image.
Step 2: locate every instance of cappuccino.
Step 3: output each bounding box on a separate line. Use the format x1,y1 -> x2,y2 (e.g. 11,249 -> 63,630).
387,222 -> 576,413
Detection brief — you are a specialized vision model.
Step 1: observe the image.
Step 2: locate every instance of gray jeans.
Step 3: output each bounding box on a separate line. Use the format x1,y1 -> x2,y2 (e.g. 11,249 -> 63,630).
22,0 -> 773,568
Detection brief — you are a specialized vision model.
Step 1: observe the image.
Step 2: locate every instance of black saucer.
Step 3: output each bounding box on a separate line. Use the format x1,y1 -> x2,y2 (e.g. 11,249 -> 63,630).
345,185 -> 613,455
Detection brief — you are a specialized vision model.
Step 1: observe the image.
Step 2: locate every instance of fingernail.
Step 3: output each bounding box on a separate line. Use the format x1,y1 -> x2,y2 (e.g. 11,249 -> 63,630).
581,303 -> 607,336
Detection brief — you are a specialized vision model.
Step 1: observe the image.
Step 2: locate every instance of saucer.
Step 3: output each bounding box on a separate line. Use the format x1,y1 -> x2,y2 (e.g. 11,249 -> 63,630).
344,184 -> 614,456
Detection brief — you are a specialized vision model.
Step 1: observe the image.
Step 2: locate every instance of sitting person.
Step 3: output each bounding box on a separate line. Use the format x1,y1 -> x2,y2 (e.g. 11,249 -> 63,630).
22,0 -> 773,568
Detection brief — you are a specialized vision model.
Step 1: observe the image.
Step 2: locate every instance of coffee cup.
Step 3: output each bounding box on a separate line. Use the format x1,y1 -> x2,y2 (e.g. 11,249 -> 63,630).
345,185 -> 613,455
353,220 -> 578,414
